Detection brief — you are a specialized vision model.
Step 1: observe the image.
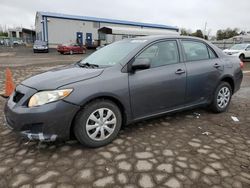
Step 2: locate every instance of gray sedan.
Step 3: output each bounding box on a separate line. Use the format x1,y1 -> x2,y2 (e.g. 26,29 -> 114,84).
4,36 -> 243,147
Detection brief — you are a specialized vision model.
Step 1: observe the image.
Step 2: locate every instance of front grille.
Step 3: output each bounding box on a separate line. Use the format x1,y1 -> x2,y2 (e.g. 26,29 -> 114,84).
13,91 -> 25,103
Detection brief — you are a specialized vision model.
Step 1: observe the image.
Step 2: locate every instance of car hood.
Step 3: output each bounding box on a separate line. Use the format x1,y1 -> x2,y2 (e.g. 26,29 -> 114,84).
223,49 -> 242,53
21,65 -> 104,90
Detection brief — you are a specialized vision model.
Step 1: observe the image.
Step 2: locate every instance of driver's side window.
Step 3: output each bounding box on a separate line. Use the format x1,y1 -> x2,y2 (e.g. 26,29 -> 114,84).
136,40 -> 179,68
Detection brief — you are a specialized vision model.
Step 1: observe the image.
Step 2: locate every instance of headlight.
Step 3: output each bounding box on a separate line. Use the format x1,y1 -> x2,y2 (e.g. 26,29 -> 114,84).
28,89 -> 73,107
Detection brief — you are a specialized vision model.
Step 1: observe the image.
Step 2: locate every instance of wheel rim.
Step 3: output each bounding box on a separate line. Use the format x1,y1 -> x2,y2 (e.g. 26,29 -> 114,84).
86,108 -> 117,141
217,87 -> 230,109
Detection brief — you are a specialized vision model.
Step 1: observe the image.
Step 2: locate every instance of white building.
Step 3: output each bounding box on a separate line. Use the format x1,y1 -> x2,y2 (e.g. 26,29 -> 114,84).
8,27 -> 36,43
35,11 -> 179,47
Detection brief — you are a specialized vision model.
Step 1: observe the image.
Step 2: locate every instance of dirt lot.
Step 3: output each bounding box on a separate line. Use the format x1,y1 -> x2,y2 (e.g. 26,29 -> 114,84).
0,47 -> 250,188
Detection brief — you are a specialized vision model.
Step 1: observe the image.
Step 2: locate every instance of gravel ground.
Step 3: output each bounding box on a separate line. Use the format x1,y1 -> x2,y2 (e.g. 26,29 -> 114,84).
0,47 -> 250,188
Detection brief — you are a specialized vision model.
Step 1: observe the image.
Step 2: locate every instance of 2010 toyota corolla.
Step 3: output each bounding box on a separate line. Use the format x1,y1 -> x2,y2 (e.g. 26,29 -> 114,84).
4,36 -> 243,147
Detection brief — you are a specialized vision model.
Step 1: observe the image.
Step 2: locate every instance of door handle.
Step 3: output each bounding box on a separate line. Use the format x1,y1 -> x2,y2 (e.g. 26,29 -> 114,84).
213,63 -> 221,68
175,69 -> 186,75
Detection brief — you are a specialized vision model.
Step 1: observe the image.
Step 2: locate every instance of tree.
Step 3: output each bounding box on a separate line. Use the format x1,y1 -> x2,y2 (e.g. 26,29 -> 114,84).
216,28 -> 239,40
0,32 -> 8,37
180,28 -> 189,36
192,30 -> 204,38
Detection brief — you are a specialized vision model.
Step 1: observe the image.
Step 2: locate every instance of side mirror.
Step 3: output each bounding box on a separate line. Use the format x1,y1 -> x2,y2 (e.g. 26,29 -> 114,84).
131,58 -> 151,71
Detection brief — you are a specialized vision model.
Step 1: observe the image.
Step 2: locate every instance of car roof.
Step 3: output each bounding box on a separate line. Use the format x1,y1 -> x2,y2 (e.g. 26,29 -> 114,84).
132,35 -> 224,53
128,35 -> 208,43
119,35 -> 226,62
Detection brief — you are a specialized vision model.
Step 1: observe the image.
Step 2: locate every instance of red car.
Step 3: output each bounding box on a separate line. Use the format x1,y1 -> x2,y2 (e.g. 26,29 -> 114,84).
57,43 -> 86,55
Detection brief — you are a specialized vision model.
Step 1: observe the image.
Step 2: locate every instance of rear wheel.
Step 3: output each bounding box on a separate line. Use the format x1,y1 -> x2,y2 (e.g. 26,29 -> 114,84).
239,54 -> 245,61
210,82 -> 232,113
74,100 -> 122,147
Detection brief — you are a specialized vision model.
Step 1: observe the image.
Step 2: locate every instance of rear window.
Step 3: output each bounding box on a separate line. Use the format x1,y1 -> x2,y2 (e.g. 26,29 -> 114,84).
182,41 -> 209,61
182,40 -> 217,61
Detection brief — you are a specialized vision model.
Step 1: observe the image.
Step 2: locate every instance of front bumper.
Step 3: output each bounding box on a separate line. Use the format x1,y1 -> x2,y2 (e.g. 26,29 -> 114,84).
4,84 -> 80,141
33,48 -> 48,52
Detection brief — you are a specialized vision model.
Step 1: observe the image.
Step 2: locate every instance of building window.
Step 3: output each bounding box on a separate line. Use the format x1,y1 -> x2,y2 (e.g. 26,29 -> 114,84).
98,32 -> 106,40
12,32 -> 16,38
93,22 -> 100,28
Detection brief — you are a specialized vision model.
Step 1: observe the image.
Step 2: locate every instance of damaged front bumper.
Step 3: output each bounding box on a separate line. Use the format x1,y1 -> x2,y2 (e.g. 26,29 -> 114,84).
21,131 -> 57,142
4,84 -> 80,142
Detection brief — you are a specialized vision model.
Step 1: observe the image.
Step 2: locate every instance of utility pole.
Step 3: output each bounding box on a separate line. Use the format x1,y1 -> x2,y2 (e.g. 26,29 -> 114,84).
204,22 -> 207,39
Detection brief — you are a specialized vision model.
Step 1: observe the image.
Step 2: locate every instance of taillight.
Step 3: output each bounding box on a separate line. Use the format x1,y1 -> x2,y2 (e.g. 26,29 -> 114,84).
240,61 -> 244,69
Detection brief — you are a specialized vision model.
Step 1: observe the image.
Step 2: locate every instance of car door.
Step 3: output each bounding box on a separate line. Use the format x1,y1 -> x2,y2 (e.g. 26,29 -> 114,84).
245,45 -> 250,58
181,40 -> 223,104
72,44 -> 78,53
129,40 -> 187,119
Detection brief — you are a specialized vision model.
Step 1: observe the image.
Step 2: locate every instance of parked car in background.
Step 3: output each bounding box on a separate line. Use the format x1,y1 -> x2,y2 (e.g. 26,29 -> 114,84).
223,43 -> 250,60
57,43 -> 86,55
33,40 -> 49,53
4,36 -> 243,148
13,40 -> 24,46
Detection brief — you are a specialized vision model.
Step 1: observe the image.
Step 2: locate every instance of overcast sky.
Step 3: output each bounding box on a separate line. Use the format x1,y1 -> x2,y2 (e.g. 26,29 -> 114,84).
1,0 -> 250,35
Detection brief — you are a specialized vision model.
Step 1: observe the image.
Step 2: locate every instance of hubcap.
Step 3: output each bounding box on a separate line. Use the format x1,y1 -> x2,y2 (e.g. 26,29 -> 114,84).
217,87 -> 230,109
86,108 -> 117,141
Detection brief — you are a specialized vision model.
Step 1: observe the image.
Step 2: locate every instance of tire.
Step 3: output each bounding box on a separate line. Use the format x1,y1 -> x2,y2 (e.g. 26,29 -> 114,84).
70,50 -> 73,55
239,54 -> 245,61
210,82 -> 232,113
33,50 -> 36,53
74,100 -> 122,148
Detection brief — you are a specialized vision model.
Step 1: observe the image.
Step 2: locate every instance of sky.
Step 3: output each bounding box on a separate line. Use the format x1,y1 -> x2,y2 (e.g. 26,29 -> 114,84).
0,0 -> 250,36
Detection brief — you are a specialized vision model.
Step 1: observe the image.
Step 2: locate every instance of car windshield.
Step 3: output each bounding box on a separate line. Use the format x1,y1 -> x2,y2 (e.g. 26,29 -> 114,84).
230,44 -> 248,50
34,41 -> 47,45
79,39 -> 147,66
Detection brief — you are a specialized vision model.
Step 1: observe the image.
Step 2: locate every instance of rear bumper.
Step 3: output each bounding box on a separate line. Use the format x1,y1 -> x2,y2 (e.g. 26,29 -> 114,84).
234,70 -> 243,93
4,85 -> 80,141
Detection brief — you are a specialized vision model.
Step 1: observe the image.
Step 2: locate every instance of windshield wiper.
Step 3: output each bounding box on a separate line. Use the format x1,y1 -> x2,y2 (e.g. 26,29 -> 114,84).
77,62 -> 99,68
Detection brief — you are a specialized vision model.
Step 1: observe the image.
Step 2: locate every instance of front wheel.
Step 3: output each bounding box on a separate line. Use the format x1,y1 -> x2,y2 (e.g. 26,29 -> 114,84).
210,82 -> 232,113
74,100 -> 122,147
